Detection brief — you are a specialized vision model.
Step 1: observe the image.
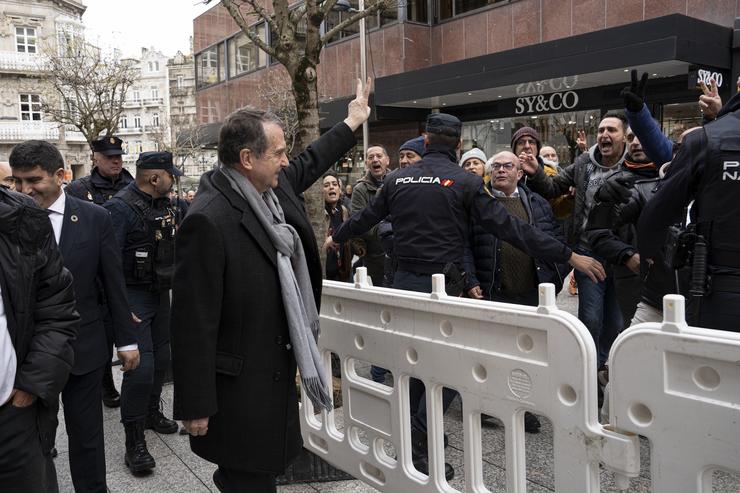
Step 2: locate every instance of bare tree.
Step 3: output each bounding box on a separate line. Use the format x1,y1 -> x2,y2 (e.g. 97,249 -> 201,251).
213,0 -> 389,266
41,38 -> 138,149
258,68 -> 299,155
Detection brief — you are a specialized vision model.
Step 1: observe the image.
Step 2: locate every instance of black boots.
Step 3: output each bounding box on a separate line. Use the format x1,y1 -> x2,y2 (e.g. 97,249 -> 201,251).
124,421 -> 156,474
411,428 -> 455,481
145,402 -> 179,434
102,364 -> 121,408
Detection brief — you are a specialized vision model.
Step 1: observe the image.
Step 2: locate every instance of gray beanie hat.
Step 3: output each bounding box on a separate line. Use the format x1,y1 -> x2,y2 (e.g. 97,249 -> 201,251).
459,148 -> 487,167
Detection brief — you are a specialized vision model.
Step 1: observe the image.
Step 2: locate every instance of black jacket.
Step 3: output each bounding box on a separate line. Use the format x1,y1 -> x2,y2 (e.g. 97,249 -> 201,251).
66,167 -> 134,205
0,188 -> 79,449
273,122 -> 357,308
464,185 -> 570,300
334,145 -> 572,273
171,123 -> 356,474
59,194 -> 136,374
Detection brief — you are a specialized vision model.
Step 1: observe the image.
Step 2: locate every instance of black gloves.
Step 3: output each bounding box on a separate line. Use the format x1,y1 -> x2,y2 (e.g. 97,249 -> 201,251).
595,176 -> 634,204
621,69 -> 648,113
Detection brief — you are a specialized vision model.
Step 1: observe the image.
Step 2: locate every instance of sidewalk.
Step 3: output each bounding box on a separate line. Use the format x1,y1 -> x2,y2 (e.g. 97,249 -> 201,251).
54,279 -> 739,492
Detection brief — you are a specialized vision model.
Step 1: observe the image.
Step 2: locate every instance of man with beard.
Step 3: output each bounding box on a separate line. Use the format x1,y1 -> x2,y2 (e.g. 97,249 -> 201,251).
520,112 -> 628,368
350,144 -> 389,286
584,128 -> 660,325
105,152 -> 182,475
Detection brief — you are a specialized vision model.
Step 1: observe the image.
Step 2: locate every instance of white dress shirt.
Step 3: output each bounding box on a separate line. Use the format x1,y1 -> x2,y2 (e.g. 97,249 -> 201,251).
0,286 -> 17,406
46,191 -> 137,352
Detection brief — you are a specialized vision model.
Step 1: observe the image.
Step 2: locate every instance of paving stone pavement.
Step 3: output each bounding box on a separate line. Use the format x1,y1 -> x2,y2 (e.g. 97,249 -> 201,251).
55,275 -> 739,492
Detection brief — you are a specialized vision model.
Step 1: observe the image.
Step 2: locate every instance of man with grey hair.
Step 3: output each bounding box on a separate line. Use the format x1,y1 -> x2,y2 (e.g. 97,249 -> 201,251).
170,79 -> 371,492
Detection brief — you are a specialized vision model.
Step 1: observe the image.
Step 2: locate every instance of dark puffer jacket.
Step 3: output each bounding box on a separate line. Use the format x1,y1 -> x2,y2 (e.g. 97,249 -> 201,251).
464,185 -> 571,300
0,188 -> 79,450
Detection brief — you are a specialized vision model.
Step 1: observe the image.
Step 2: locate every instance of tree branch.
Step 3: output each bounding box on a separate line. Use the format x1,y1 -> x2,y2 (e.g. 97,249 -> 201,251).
221,0 -> 278,60
320,0 -> 388,45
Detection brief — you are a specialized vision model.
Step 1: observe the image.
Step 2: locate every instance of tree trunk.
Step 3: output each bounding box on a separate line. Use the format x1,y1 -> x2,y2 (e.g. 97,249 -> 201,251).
292,63 -> 329,278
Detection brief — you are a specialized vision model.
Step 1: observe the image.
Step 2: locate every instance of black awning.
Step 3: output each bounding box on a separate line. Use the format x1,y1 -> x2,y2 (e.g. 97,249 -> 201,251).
375,14 -> 733,106
175,122 -> 222,149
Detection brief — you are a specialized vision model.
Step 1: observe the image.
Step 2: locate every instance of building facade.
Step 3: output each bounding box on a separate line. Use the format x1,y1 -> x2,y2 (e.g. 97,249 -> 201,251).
193,1 -> 740,179
0,0 -> 90,177
118,47 -> 170,174
167,50 -> 214,178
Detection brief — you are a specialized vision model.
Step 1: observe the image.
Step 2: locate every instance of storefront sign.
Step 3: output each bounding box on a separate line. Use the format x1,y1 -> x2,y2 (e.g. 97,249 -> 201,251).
689,68 -> 728,90
515,76 -> 580,96
514,91 -> 580,115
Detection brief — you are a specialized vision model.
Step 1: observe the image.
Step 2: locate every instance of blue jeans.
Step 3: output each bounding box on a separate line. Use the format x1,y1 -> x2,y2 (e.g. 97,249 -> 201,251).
574,268 -> 623,367
120,288 -> 171,424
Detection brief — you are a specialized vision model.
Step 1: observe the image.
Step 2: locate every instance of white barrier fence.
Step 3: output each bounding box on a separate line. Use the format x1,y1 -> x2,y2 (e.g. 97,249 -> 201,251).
298,269 -> 740,492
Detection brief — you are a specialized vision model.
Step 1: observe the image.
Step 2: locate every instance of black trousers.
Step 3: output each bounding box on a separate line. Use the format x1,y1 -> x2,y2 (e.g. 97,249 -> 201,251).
0,402 -> 58,493
62,366 -> 107,493
216,466 -> 276,493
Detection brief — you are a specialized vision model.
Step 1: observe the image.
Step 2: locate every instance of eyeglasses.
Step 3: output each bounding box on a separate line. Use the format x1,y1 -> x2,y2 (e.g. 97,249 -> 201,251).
491,162 -> 515,171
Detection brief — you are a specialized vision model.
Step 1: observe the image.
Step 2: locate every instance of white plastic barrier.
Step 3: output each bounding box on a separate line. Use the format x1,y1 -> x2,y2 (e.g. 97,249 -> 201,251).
300,268 -> 639,492
609,295 -> 740,492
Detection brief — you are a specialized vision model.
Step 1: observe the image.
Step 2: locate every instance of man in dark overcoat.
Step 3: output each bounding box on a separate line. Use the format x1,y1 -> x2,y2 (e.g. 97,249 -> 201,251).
170,79 -> 370,492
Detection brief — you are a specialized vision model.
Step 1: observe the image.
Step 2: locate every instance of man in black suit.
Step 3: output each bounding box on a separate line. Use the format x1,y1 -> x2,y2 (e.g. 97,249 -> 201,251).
171,79 -> 370,492
10,140 -> 139,493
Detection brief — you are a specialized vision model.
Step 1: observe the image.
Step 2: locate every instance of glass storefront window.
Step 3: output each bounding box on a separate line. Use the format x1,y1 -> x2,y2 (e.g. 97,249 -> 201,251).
228,24 -> 267,77
662,102 -> 703,142
461,109 -> 602,166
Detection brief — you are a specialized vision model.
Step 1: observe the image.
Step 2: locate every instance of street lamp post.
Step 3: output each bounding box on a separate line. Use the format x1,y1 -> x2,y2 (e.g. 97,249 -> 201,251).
334,0 -> 369,159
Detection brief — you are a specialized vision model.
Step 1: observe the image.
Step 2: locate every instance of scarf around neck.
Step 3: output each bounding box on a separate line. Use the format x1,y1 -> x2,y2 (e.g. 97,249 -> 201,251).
221,166 -> 332,412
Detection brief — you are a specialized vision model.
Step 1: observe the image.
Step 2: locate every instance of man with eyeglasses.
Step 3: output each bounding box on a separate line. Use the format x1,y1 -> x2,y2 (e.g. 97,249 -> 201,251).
105,151 -> 181,475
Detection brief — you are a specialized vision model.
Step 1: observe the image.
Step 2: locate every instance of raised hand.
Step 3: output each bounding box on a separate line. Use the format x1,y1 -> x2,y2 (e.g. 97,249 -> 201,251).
621,69 -> 648,112
344,77 -> 372,131
576,130 -> 587,151
518,152 -> 538,176
699,78 -> 722,120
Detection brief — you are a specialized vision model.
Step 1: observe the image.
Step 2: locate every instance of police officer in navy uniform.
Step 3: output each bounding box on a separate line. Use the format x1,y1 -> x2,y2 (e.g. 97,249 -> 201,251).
105,151 -> 181,474
326,113 -> 605,481
67,135 -> 135,409
638,91 -> 740,331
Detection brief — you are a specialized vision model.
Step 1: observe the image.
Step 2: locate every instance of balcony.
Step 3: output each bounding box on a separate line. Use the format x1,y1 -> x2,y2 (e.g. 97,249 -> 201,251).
143,98 -> 164,107
117,127 -> 143,135
169,88 -> 191,98
123,99 -> 143,108
0,121 -> 85,143
0,51 -> 47,73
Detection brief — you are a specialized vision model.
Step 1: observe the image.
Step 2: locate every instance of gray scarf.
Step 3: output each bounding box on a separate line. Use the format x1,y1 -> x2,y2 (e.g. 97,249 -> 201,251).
222,166 -> 333,412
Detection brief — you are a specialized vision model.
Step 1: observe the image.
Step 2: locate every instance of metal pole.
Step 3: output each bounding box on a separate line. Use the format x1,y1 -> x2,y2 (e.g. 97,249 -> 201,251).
359,0 -> 368,159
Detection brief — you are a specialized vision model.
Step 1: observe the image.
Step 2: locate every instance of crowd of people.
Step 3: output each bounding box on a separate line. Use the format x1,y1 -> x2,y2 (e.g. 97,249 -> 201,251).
0,68 -> 738,493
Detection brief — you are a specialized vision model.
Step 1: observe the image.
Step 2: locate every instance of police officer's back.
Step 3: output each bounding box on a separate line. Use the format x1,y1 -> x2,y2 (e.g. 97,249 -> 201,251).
67,136 -> 134,205
638,91 -> 740,331
330,114 -> 604,289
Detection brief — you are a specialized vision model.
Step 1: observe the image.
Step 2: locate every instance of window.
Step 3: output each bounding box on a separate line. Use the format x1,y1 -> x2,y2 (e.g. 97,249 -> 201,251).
177,75 -> 184,89
150,86 -> 159,100
148,61 -> 159,72
133,89 -> 140,102
218,43 -> 226,82
152,113 -> 160,127
135,141 -> 143,153
406,0 -> 429,23
133,115 -> 141,128
228,24 -> 267,77
437,0 -> 509,21
19,94 -> 42,121
120,116 -> 128,129
196,46 -> 219,88
16,27 -> 37,53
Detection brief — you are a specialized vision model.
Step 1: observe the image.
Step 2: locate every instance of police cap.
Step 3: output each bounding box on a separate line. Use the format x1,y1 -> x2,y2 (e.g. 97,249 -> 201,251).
425,113 -> 462,138
136,151 -> 183,177
91,135 -> 125,156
